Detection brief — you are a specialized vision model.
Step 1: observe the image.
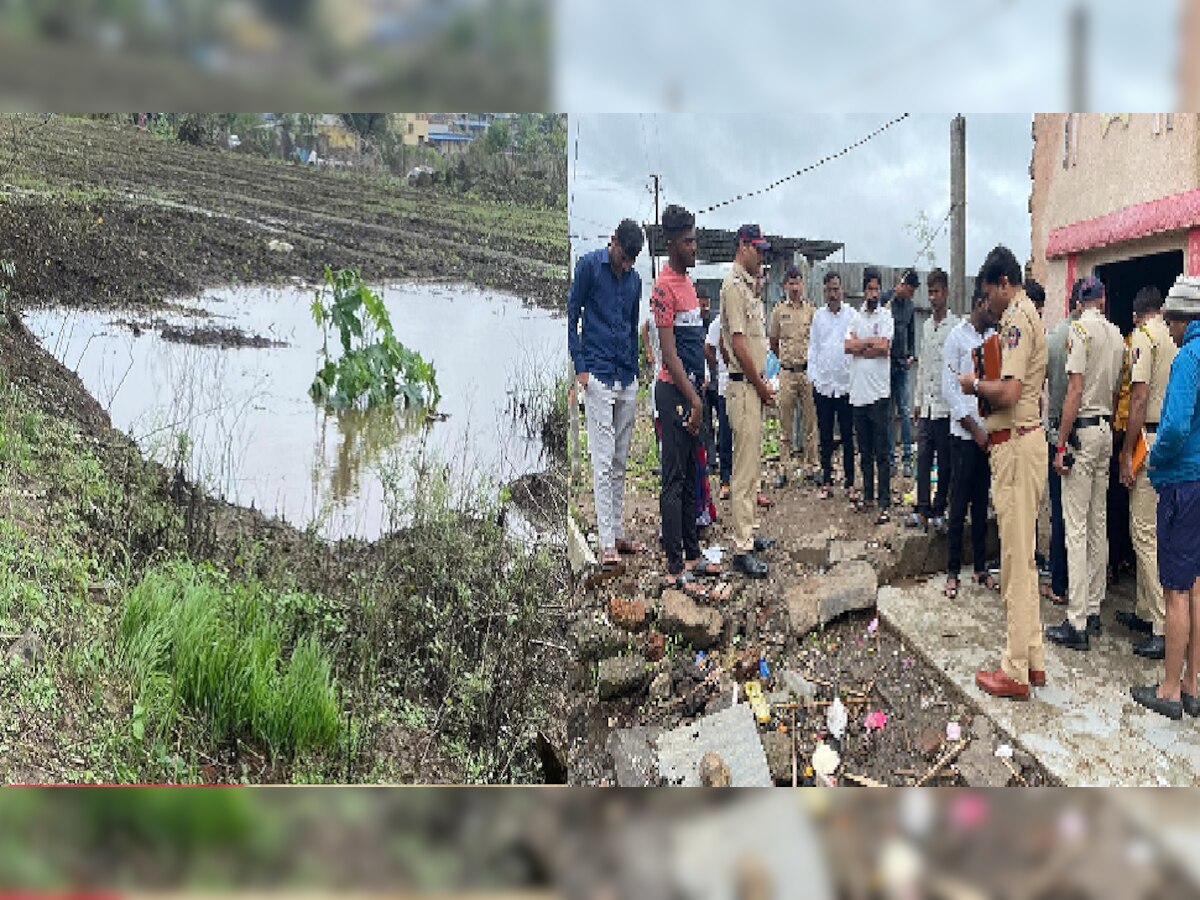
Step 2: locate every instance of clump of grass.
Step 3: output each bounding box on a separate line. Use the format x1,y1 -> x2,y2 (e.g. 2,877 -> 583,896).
118,561 -> 341,759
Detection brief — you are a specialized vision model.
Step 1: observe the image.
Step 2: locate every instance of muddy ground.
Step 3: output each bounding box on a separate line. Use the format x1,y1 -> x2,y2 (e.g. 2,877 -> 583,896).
0,115 -> 566,310
0,116 -> 568,784
568,396 -> 1055,787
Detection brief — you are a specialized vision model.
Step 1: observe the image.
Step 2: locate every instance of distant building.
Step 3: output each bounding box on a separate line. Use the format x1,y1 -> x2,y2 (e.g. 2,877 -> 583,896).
395,113 -> 430,147
1030,113 -> 1199,332
426,131 -> 473,155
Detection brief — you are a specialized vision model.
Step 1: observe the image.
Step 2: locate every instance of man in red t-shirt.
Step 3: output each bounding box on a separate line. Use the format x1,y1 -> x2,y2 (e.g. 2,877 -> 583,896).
652,204 -> 717,590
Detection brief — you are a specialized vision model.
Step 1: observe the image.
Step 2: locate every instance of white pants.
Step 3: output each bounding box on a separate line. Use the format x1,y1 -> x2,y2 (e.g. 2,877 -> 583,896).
585,377 -> 639,550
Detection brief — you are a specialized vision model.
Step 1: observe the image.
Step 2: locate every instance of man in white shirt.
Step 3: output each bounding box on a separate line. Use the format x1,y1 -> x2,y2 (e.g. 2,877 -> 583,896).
808,271 -> 856,500
940,285 -> 996,598
845,267 -> 894,524
907,268 -> 960,532
705,312 -> 732,498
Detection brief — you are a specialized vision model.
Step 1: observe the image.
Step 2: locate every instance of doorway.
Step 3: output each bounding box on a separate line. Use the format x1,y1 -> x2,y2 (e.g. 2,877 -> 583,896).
1095,249 -> 1184,336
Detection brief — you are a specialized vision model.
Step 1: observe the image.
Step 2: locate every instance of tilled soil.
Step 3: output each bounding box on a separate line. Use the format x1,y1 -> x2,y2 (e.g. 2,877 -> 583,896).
0,115 -> 566,310
568,415 -> 1055,787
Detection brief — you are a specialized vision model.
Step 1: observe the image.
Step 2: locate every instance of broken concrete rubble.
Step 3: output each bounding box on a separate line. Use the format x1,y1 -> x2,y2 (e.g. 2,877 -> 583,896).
657,703 -> 773,787
597,655 -> 649,700
658,588 -> 724,649
786,560 -> 878,636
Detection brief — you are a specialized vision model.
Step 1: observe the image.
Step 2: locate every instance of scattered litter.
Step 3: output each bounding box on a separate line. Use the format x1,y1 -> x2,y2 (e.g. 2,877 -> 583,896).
826,696 -> 848,738
812,742 -> 840,778
864,710 -> 888,731
743,680 -> 771,724
695,650 -> 707,669
758,656 -> 771,678
946,721 -> 961,741
949,792 -> 990,829
702,546 -> 724,565
994,744 -> 1013,759
867,617 -> 879,635
781,670 -> 817,702
266,238 -> 294,253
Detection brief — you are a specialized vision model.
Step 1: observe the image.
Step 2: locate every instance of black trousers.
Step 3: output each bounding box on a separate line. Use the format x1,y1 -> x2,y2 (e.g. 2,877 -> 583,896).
947,435 -> 990,576
655,380 -> 700,575
701,385 -> 719,469
1107,429 -> 1134,576
853,398 -> 891,509
815,390 -> 855,488
916,416 -> 952,517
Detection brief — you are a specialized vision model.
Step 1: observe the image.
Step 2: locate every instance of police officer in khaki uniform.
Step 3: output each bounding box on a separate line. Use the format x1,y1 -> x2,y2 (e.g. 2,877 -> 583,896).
769,264 -> 818,483
1117,286 -> 1179,658
722,224 -> 776,577
958,246 -> 1048,700
1045,276 -> 1125,652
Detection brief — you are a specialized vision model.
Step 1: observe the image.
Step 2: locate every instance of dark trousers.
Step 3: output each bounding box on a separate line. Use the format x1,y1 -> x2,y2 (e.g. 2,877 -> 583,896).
854,397 -> 891,509
916,416 -> 952,517
655,380 -> 700,575
815,390 -> 855,488
701,386 -> 719,470
1108,430 -> 1134,578
1047,441 -> 1068,598
716,394 -> 732,486
948,436 -> 990,576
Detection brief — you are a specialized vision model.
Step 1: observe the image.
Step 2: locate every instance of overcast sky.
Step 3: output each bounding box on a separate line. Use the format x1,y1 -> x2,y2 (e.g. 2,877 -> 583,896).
556,0 -> 1174,111
570,113 -> 1034,289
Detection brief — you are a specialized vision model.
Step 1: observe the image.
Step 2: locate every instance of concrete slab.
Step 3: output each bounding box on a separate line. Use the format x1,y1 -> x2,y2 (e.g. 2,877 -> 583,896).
657,703 -> 773,787
878,578 -> 1200,786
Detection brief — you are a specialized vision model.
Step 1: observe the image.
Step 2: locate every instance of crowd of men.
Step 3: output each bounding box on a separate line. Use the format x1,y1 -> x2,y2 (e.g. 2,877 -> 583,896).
569,211 -> 1200,720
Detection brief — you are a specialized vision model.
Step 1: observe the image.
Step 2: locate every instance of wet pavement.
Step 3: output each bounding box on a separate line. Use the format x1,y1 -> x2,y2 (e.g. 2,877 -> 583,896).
879,576 -> 1200,786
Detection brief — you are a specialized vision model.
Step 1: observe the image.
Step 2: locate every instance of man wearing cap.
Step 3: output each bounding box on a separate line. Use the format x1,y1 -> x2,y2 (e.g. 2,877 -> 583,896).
568,218 -> 645,570
1131,275 -> 1200,720
1118,286 -> 1178,661
958,246 -> 1048,700
846,267 -> 894,525
907,268 -> 958,532
885,270 -> 919,478
1045,276 -> 1124,653
769,265 -> 818,485
721,225 -> 776,578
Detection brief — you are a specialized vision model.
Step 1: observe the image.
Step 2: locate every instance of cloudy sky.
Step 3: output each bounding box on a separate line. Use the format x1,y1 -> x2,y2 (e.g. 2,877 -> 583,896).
556,0 -> 1174,111
570,113 -> 1034,287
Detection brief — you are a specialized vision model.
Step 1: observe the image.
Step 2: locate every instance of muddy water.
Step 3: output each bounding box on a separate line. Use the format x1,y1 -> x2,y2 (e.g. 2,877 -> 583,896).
25,283 -> 564,541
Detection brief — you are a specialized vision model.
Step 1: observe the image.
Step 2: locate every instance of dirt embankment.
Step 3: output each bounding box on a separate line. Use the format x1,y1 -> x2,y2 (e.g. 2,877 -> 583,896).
0,116 -> 567,311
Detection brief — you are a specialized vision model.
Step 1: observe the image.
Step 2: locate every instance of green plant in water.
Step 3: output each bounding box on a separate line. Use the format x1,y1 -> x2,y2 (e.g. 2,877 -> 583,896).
309,266 -> 440,412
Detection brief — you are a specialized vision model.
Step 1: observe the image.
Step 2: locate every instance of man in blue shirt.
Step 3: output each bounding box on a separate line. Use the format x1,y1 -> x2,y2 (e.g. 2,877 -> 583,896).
568,219 -> 645,569
1131,275 -> 1200,720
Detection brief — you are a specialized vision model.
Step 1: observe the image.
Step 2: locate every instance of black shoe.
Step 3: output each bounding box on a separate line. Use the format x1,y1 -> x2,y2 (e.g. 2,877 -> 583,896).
1131,685 -> 1183,720
1116,611 -> 1153,635
733,552 -> 769,578
1132,635 -> 1166,660
1086,614 -> 1102,636
774,474 -> 787,489
1183,693 -> 1200,718
1046,619 -> 1090,651
753,535 -> 776,552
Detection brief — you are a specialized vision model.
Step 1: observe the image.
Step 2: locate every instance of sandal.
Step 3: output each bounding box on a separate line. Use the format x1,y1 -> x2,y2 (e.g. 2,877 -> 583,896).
756,492 -> 774,509
944,576 -> 959,600
976,572 -> 1000,592
875,510 -> 891,526
667,570 -> 710,601
709,582 -> 734,603
719,484 -> 731,501
615,539 -> 645,555
686,559 -> 723,578
818,485 -> 833,501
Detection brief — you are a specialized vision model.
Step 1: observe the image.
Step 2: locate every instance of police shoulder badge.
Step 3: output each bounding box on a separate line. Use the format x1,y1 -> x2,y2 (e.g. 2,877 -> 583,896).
1006,324 -> 1021,349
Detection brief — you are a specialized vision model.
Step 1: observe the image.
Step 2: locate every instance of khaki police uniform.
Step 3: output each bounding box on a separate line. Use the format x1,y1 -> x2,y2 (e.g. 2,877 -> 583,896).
721,263 -> 769,553
769,298 -> 818,468
1061,307 -> 1125,631
1128,314 -> 1178,637
985,290 -> 1048,685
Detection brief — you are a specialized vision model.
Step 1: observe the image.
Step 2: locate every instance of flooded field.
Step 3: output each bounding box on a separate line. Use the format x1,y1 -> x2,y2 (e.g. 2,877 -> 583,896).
25,282 -> 565,541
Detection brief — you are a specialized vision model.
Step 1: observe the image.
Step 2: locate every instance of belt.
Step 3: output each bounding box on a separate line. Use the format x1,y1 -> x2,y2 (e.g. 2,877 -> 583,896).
1074,415 -> 1107,430
729,372 -> 745,382
781,363 -> 807,372
988,424 -> 1041,448
1145,422 -> 1158,434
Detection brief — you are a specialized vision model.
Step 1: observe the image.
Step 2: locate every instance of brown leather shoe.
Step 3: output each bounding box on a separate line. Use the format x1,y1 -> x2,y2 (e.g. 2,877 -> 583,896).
976,668 -> 1030,700
1029,669 -> 1046,687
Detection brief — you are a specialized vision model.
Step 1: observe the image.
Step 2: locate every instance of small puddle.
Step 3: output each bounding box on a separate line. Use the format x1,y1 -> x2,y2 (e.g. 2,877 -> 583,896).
25,282 -> 565,542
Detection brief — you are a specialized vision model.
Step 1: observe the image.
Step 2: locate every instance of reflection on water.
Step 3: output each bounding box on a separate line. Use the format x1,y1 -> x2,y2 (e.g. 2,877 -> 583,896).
24,282 -> 565,541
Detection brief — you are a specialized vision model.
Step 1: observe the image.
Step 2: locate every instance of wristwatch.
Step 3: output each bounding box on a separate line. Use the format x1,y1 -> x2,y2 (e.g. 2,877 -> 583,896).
972,377 -> 979,394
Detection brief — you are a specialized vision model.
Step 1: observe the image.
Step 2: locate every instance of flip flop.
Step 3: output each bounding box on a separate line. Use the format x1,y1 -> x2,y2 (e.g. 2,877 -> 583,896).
686,560 -> 723,578
667,570 -> 711,601
615,539 -> 645,555
944,577 -> 959,600
875,510 -> 891,526
756,492 -> 774,508
818,485 -> 833,500
719,484 -> 731,501
976,572 -> 1000,592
